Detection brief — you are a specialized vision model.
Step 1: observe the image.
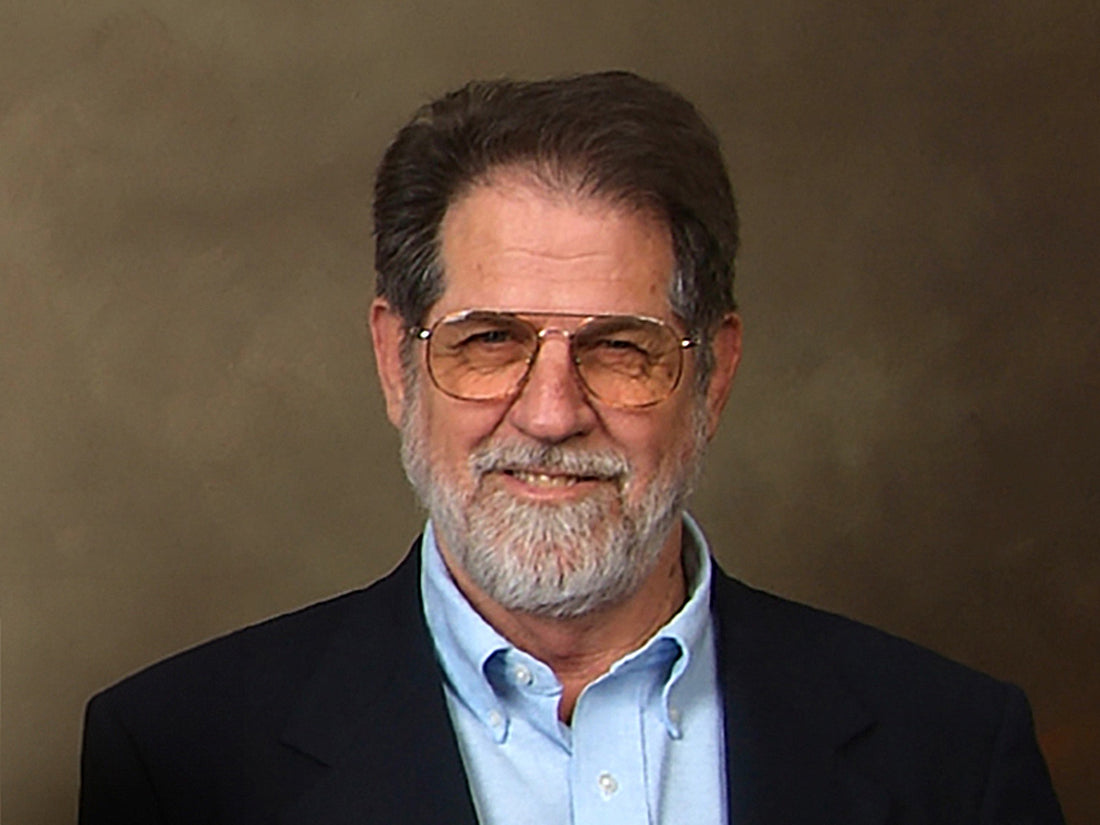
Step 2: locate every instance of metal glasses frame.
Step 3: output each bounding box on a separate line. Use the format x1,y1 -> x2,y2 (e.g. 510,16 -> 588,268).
409,309 -> 699,408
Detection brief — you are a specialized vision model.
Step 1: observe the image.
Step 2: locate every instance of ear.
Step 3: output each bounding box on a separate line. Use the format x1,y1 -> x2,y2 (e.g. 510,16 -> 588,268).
369,297 -> 412,429
702,312 -> 742,439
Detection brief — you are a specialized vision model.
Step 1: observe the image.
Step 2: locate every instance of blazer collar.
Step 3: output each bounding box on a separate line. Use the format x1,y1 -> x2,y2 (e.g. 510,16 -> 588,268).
712,569 -> 890,825
277,543 -> 479,825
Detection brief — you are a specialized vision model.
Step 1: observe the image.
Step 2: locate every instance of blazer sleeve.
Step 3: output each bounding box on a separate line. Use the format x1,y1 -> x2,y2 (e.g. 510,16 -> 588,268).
979,684 -> 1064,825
79,692 -> 165,825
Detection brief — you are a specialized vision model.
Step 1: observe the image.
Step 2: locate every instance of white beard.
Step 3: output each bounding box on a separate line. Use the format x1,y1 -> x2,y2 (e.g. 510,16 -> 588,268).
400,387 -> 708,618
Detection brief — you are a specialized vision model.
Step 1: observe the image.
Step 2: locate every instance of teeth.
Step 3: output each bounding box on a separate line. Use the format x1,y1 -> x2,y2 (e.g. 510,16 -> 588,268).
510,471 -> 579,486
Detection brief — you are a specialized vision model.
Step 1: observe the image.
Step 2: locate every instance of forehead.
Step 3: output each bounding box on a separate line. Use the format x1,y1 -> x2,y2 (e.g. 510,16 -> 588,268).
434,172 -> 675,320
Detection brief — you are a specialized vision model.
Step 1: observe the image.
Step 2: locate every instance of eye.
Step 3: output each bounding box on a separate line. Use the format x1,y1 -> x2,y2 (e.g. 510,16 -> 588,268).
458,327 -> 519,347
580,337 -> 658,381
434,317 -> 533,368
592,336 -> 653,357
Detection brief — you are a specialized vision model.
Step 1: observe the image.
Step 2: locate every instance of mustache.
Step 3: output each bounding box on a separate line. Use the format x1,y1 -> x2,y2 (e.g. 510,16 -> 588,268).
469,442 -> 630,481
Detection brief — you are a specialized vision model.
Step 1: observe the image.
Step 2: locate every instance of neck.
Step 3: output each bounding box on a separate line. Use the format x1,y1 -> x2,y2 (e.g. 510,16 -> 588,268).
438,527 -> 687,723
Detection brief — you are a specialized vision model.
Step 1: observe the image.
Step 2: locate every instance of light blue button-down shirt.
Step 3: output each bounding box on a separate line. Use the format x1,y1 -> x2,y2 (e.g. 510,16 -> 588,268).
421,515 -> 727,825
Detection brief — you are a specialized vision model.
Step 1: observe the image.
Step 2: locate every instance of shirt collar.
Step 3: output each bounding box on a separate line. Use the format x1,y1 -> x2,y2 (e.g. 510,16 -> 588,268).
420,514 -> 714,741
421,520 -> 514,740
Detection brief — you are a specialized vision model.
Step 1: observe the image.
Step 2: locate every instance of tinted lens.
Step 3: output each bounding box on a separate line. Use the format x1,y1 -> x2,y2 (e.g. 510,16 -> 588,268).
427,312 -> 537,400
572,316 -> 683,406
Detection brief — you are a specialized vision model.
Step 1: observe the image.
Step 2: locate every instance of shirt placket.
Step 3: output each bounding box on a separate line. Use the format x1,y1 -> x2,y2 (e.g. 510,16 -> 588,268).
569,668 -> 651,825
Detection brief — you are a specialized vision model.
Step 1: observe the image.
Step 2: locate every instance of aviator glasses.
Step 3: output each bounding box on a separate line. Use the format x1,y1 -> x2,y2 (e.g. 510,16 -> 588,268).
411,310 -> 699,408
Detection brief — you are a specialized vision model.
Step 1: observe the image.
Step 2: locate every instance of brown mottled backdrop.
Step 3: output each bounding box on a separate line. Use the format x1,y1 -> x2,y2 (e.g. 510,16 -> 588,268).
1,1 -> 1096,822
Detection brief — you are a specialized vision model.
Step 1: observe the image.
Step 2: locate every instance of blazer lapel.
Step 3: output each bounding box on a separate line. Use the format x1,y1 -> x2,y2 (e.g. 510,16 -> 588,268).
713,571 -> 890,825
272,545 -> 890,825
277,546 -> 479,825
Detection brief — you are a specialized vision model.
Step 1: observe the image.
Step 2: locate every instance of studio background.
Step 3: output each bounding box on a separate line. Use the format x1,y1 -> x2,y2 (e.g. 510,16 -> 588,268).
1,1 -> 1096,822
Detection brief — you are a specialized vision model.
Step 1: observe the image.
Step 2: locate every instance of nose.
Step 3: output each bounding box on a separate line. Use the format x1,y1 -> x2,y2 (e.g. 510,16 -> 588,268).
505,335 -> 597,444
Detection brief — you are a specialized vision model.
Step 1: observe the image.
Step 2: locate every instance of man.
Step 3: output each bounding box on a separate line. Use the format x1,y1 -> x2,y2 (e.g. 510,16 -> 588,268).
80,71 -> 1063,824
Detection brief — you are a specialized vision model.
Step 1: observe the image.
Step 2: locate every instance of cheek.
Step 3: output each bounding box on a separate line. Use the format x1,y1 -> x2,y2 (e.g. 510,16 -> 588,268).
607,413 -> 678,477
422,395 -> 507,471
623,398 -> 706,480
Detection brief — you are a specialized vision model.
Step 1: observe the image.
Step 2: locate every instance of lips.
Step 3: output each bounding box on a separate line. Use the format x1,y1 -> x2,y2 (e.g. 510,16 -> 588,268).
504,469 -> 597,487
470,443 -> 630,491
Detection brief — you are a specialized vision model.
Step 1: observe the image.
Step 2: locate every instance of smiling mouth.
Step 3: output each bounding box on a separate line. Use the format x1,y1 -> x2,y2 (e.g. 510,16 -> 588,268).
500,467 -> 620,489
504,470 -> 592,487
472,445 -> 629,492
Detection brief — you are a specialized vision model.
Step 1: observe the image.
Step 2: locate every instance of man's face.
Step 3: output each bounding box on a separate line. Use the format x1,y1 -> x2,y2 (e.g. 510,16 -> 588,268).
373,171 -> 739,618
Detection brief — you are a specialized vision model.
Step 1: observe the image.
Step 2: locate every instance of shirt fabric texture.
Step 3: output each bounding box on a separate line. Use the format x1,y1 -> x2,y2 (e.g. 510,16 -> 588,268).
420,515 -> 727,825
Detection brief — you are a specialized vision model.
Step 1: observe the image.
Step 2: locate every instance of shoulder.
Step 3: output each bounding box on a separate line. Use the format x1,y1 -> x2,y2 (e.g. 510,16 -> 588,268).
710,566 -> 1019,729
709,567 -> 1063,822
80,548 -> 433,821
88,549 -> 421,726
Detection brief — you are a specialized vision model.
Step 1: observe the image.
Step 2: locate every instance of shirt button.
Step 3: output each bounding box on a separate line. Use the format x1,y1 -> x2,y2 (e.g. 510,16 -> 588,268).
668,706 -> 682,724
487,709 -> 504,728
513,664 -> 533,686
597,771 -> 619,798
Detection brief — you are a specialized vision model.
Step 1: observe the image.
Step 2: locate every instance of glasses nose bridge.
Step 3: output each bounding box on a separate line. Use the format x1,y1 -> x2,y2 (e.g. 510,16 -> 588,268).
528,323 -> 581,377
534,323 -> 577,347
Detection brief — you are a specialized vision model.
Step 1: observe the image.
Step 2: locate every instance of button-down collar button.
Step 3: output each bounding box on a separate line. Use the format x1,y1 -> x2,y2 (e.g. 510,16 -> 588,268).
513,663 -> 533,686
487,709 -> 504,728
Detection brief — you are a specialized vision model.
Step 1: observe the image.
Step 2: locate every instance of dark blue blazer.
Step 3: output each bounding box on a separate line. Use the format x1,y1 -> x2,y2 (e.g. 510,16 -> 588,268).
80,543 -> 1063,824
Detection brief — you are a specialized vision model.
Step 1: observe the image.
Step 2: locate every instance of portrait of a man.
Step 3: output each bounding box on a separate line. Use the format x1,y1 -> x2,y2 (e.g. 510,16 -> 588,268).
77,72 -> 1065,825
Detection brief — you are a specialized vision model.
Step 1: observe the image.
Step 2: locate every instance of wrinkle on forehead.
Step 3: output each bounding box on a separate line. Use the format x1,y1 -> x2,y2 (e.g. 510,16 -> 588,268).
448,164 -> 670,251
436,176 -> 675,319
442,172 -> 671,269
